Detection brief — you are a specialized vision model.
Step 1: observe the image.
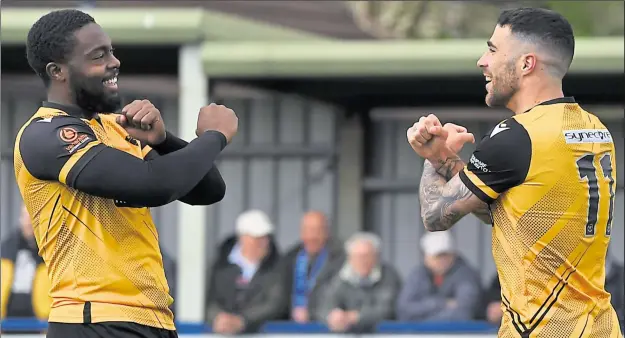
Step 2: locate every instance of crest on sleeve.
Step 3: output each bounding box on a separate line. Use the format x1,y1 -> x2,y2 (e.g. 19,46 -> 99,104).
58,126 -> 92,154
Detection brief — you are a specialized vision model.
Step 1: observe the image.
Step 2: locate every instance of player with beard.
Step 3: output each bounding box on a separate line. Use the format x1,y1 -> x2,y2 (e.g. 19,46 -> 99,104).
407,8 -> 620,338
15,9 -> 238,338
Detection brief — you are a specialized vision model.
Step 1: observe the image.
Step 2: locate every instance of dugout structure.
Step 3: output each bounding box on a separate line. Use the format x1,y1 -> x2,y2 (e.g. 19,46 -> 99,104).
2,7 -> 623,322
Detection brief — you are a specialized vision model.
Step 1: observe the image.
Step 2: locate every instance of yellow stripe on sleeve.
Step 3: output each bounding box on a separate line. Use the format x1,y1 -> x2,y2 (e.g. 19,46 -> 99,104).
463,168 -> 499,200
58,141 -> 101,184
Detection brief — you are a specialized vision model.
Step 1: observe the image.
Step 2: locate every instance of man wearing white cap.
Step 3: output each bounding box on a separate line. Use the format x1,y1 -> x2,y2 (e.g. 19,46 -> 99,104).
205,210 -> 287,334
396,231 -> 482,322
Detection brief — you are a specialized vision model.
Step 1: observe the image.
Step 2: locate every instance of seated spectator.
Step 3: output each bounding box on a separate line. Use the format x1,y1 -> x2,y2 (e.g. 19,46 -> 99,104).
205,210 -> 286,334
281,211 -> 345,323
482,275 -> 503,326
605,248 -> 624,331
317,232 -> 400,333
396,231 -> 482,322
1,205 -> 51,320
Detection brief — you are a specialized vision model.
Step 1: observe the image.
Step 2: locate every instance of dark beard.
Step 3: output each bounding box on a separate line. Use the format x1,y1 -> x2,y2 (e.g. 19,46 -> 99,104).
488,63 -> 519,107
74,86 -> 121,115
69,71 -> 121,116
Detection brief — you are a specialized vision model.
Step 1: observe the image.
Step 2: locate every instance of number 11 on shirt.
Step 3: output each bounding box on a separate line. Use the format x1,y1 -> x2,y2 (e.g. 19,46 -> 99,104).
576,153 -> 615,237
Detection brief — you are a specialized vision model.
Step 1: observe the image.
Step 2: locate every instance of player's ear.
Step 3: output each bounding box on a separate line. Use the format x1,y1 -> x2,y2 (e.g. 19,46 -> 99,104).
520,53 -> 537,75
45,62 -> 66,83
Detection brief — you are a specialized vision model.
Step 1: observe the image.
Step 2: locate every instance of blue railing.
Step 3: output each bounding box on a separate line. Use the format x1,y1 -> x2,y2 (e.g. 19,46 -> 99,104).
0,318 -> 499,334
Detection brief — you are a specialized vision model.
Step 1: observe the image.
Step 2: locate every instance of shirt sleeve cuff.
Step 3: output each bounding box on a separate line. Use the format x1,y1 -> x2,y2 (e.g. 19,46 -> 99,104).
459,169 -> 496,204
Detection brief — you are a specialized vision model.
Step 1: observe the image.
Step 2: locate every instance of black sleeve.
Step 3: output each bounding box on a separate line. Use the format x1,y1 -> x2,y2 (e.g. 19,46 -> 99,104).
458,118 -> 532,204
19,115 -> 103,186
147,131 -> 189,155
144,131 -> 226,206
71,131 -> 227,208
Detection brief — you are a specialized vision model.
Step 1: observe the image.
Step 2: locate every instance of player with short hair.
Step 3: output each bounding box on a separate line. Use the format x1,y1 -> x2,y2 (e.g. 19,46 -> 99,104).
407,8 -> 621,337
16,9 -> 238,338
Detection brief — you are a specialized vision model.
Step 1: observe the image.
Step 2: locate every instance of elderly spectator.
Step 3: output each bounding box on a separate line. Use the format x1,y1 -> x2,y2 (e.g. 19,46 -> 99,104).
605,248 -> 624,331
317,232 -> 401,333
1,205 -> 51,320
396,231 -> 482,322
281,211 -> 345,323
205,210 -> 286,334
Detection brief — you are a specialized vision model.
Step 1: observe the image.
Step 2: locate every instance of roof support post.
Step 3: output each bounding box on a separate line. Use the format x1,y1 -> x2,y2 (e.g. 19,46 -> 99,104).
175,43 -> 209,323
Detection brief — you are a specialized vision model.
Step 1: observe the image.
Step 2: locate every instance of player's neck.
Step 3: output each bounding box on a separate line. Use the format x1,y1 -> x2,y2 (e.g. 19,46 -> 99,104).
46,91 -> 81,111
507,79 -> 564,115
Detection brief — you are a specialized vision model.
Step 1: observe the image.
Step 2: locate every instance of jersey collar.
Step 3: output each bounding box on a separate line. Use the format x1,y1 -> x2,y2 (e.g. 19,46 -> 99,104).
522,96 -> 576,114
41,101 -> 92,119
536,96 -> 576,106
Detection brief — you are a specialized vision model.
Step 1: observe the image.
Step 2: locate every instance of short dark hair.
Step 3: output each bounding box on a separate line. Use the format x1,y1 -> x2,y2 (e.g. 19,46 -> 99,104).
497,7 -> 575,78
26,9 -> 96,86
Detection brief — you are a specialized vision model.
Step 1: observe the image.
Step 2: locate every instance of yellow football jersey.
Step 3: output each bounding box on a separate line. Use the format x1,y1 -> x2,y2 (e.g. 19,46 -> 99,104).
14,102 -> 174,330
460,97 -> 621,337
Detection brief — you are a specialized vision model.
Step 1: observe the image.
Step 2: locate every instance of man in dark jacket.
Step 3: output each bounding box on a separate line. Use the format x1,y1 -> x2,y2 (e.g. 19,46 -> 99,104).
281,211 -> 345,323
205,210 -> 286,334
317,232 -> 401,333
396,231 -> 482,322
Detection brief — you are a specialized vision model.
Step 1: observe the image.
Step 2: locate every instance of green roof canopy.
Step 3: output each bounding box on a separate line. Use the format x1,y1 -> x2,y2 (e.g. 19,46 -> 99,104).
2,8 -> 622,77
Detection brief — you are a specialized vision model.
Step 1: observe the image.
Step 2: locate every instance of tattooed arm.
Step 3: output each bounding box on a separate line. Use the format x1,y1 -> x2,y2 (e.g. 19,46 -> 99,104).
419,157 -> 492,231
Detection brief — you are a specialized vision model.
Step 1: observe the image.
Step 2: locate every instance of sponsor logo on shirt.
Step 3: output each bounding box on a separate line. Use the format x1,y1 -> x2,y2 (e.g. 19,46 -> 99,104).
59,127 -> 92,154
470,154 -> 489,172
563,129 -> 612,144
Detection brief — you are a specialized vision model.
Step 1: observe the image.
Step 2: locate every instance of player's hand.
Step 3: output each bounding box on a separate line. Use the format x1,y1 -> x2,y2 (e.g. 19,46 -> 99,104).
407,114 -> 450,161
442,123 -> 475,154
116,99 -> 166,146
407,115 -> 475,162
196,103 -> 239,143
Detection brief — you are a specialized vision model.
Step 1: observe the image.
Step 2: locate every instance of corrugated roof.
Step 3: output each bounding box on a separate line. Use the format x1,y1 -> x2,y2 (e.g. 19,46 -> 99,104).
3,0 -> 373,39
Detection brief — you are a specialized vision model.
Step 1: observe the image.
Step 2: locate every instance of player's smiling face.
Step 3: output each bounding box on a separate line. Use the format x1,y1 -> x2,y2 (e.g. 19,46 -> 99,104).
477,25 -> 520,108
66,23 -> 121,114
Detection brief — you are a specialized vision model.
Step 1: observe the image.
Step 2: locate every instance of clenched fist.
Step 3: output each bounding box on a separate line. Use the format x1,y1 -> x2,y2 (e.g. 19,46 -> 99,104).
196,103 -> 238,143
116,99 -> 166,145
407,114 -> 475,162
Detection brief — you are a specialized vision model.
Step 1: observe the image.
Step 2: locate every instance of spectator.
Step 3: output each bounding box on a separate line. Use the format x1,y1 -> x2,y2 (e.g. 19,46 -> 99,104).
482,275 -> 503,326
396,231 -> 482,322
317,232 -> 400,333
1,205 -> 51,319
281,211 -> 345,323
205,210 -> 286,334
605,248 -> 624,331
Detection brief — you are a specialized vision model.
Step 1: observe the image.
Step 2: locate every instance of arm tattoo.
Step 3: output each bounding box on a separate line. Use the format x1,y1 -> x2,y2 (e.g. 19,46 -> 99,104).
431,155 -> 466,182
419,160 -> 491,231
